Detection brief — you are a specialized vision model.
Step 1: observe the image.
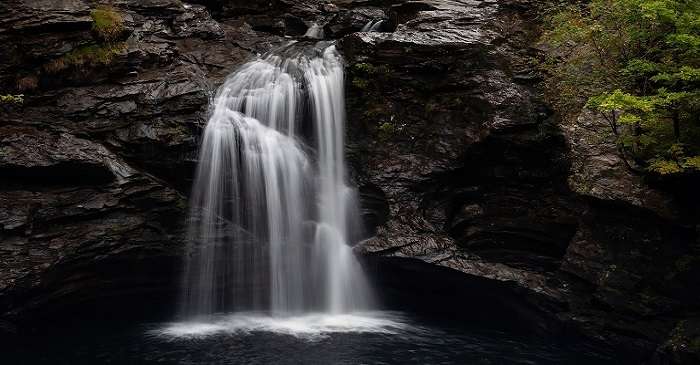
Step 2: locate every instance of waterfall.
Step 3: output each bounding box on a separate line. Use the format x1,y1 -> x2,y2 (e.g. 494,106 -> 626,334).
181,44 -> 373,317
304,23 -> 325,39
361,20 -> 387,32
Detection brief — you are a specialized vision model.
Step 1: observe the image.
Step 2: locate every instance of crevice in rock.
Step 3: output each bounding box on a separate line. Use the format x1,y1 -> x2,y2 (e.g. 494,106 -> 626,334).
0,163 -> 115,188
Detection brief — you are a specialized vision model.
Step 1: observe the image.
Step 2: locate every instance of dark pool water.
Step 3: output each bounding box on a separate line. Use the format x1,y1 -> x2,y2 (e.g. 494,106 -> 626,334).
6,311 -> 618,364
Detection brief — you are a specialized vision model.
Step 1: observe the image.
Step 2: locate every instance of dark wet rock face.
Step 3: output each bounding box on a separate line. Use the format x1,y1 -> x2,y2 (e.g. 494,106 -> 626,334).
652,318 -> 700,365
341,0 -> 568,287
340,0 -> 700,362
0,0 -> 282,325
325,7 -> 388,38
1,0 -> 699,362
0,125 -> 185,324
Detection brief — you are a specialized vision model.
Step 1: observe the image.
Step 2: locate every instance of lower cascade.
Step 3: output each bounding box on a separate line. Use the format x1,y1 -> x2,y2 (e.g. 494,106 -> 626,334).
180,44 -> 374,317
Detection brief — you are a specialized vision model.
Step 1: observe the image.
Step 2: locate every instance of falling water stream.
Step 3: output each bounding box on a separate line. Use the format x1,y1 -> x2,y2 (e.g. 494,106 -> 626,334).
361,19 -> 387,32
180,43 -> 373,319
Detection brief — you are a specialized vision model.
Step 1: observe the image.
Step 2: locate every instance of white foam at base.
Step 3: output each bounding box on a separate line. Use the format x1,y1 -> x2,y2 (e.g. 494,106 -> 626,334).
151,311 -> 415,340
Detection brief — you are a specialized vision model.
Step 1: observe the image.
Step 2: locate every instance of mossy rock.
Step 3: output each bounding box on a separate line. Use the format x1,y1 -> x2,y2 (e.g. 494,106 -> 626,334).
0,94 -> 23,104
352,62 -> 376,74
43,42 -> 127,74
91,6 -> 125,42
378,122 -> 395,134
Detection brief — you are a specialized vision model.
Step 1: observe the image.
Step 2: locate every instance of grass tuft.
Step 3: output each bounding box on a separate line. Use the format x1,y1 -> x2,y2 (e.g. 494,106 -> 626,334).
43,43 -> 127,74
90,6 -> 124,42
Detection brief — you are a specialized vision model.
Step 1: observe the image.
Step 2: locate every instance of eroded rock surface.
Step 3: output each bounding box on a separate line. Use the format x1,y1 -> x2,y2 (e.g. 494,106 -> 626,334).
0,0 -> 286,326
339,0 -> 700,361
342,0 -> 571,301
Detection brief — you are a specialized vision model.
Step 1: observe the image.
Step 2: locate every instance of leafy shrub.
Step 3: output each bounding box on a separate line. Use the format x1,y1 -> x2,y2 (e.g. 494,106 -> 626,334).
540,0 -> 700,175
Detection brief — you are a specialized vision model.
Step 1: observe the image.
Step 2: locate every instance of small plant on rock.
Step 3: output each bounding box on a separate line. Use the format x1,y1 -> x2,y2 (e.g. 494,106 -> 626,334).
40,5 -> 126,75
378,122 -> 395,135
90,6 -> 125,42
0,94 -> 24,104
43,42 -> 127,74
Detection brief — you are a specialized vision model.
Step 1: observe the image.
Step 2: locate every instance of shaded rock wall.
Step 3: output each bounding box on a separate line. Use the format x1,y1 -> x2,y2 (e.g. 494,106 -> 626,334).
0,0 -> 282,328
338,0 -> 700,362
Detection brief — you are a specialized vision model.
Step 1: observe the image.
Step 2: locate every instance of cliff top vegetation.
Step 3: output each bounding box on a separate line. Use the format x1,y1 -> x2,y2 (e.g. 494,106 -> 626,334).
541,0 -> 700,175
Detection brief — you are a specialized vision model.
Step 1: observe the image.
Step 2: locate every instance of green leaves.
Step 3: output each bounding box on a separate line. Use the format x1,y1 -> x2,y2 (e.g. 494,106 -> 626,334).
587,90 -> 655,116
544,6 -> 588,46
624,59 -> 661,76
683,156 -> 700,169
541,0 -> 700,176
651,66 -> 700,84
649,159 -> 684,174
638,0 -> 678,23
649,153 -> 700,175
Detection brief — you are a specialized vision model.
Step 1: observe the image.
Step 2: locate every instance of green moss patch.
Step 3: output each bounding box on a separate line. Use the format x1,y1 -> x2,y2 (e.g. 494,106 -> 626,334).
43,42 -> 127,74
91,6 -> 124,41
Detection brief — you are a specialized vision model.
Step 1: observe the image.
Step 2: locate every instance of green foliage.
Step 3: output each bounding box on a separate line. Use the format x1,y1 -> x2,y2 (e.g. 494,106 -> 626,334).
349,62 -> 402,140
351,62 -> 391,90
377,120 -> 400,141
43,42 -> 127,73
353,63 -> 377,74
378,122 -> 395,134
40,6 -> 126,75
0,94 -> 23,104
541,0 -> 700,176
90,6 -> 124,42
351,63 -> 374,89
649,158 -> 684,174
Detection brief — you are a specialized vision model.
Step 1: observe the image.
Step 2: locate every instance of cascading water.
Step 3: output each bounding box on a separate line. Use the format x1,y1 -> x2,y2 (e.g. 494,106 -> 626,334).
181,44 -> 373,318
361,19 -> 387,32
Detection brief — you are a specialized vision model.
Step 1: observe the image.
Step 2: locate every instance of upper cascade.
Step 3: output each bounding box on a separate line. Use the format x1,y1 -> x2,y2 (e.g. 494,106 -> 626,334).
181,44 -> 374,317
